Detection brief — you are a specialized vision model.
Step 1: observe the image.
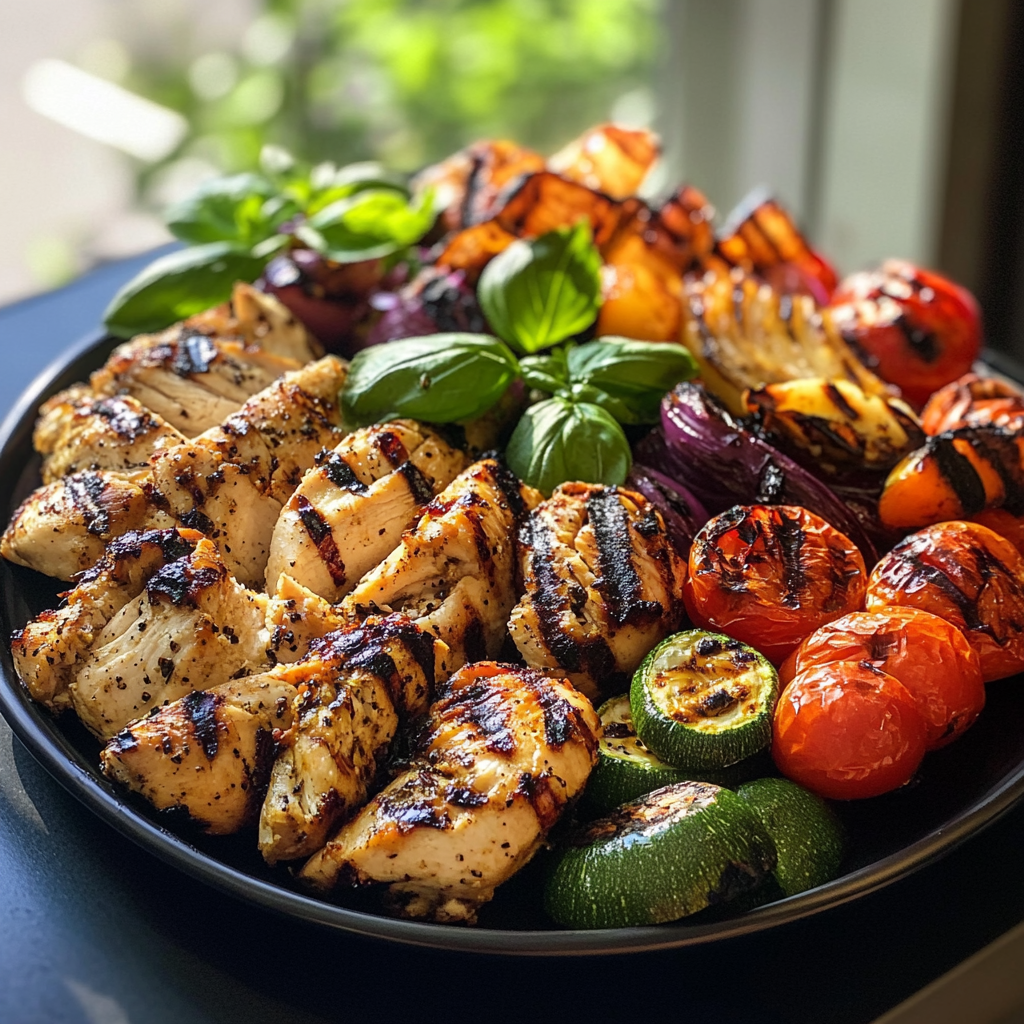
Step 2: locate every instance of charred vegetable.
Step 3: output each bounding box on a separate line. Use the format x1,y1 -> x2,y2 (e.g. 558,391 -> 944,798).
865,520 -> 1024,682
631,630 -> 779,771
829,260 -> 981,406
543,781 -> 776,929
684,505 -> 867,664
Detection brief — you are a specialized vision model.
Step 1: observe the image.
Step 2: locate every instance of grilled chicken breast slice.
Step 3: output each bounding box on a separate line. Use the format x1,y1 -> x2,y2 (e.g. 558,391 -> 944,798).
508,483 -> 687,701
11,528 -> 204,711
90,326 -> 302,434
149,355 -> 347,587
265,574 -> 348,664
34,389 -> 186,485
1,471 -> 175,580
229,283 -> 322,363
259,616 -> 445,863
100,672 -> 295,834
266,421 -> 468,600
340,458 -> 541,672
68,537 -> 269,739
299,662 -> 600,922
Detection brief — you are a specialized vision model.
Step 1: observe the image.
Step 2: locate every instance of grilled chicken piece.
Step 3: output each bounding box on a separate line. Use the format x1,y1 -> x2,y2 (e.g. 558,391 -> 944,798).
12,528 -> 270,739
90,326 -> 302,434
299,662 -> 600,922
149,355 -> 347,587
259,616 -> 445,863
5,356 -> 346,586
508,483 -> 687,701
11,528 -> 204,713
265,575 -> 348,664
1,471 -> 175,580
266,421 -> 468,600
34,388 -> 186,485
100,672 -> 295,834
229,283 -> 322,363
340,458 -> 541,671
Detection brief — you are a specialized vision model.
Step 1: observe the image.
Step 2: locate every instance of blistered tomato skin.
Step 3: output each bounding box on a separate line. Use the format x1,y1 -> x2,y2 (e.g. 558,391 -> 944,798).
921,373 -> 1024,435
772,661 -> 928,800
865,521 -> 1024,682
684,505 -> 867,664
829,260 -> 981,406
779,608 -> 984,749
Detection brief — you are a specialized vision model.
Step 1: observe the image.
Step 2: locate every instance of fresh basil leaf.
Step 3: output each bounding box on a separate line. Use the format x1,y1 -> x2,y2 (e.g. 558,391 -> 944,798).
299,188 -> 435,263
103,243 -> 268,337
565,337 -> 699,423
306,161 -> 410,215
560,382 -> 638,424
519,346 -> 571,394
477,222 -> 602,355
341,333 -> 520,427
505,397 -> 632,495
165,173 -> 292,246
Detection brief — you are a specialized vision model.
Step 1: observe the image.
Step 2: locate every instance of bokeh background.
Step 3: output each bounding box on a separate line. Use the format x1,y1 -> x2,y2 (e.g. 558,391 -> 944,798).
3,0 -> 1023,356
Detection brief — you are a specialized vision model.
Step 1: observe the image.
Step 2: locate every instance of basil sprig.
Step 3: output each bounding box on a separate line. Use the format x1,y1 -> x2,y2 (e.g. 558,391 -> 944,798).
341,334 -> 520,427
505,397 -> 632,495
338,331 -> 697,495
104,146 -> 434,338
478,222 -> 602,355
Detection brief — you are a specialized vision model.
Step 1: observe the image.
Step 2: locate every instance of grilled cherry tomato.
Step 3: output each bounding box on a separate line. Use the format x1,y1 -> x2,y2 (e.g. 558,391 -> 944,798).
865,520 -> 1024,681
921,373 -> 1024,435
684,505 -> 867,664
778,608 -> 984,749
829,260 -> 981,406
772,660 -> 927,800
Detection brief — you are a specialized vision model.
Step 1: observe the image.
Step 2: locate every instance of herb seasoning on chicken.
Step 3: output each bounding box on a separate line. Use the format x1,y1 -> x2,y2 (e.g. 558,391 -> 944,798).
508,483 -> 687,700
299,661 -> 600,923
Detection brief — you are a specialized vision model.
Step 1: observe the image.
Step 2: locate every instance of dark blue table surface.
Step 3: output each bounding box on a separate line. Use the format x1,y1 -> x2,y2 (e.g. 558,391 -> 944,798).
2,258 -> 1024,1024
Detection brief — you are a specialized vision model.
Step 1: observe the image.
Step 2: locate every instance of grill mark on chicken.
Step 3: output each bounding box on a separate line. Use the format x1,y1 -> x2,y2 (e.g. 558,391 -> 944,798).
146,556 -> 227,607
178,506 -> 216,535
67,472 -> 114,536
437,680 -> 517,756
515,771 -> 563,832
487,455 -> 530,519
295,495 -> 347,587
316,450 -> 368,493
527,514 -> 615,678
588,488 -> 662,627
376,770 -> 451,831
91,397 -> 158,440
181,689 -> 222,760
171,331 -> 219,376
375,430 -> 408,467
397,461 -> 435,506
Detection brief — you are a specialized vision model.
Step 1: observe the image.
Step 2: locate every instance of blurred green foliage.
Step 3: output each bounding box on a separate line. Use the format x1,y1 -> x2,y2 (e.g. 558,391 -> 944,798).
118,0 -> 661,207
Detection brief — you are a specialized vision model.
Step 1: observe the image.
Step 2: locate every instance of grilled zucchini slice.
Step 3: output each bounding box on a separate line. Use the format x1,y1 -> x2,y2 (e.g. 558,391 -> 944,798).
631,630 -> 779,771
736,777 -> 845,896
544,781 -> 776,929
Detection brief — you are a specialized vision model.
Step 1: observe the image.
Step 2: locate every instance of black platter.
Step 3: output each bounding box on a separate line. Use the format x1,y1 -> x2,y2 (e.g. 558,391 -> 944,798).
1,332 -> 1023,955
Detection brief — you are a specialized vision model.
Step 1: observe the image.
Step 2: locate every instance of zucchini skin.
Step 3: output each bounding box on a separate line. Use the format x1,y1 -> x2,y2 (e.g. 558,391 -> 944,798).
544,781 -> 777,929
737,777 -> 845,896
631,630 -> 779,771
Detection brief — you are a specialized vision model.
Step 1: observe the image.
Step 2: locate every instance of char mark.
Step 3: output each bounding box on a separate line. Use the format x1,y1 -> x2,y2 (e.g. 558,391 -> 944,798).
374,430 -> 409,468
180,689 -> 222,760
527,514 -> 615,678
486,456 -> 530,520
295,495 -> 346,586
93,397 -> 153,440
179,506 -> 215,536
929,436 -> 987,515
440,681 -> 517,756
316,450 -> 368,493
894,314 -> 940,363
67,472 -> 112,536
397,460 -> 435,506
146,555 -> 226,607
588,488 -> 662,627
376,769 -> 451,832
171,331 -> 219,377
773,507 -> 808,609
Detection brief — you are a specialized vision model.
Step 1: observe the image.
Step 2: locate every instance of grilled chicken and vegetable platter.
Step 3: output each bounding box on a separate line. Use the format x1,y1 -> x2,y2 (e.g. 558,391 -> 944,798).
5,123 -> 1024,931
